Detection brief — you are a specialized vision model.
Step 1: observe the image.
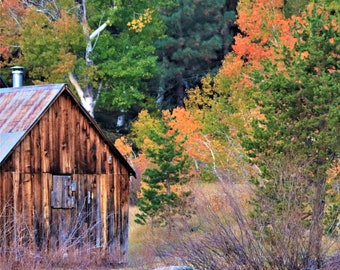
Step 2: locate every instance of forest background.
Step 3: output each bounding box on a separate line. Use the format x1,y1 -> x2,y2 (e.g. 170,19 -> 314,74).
0,0 -> 339,269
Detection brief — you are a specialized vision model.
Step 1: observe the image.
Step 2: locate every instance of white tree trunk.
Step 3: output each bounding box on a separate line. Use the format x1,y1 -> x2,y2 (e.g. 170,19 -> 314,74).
68,0 -> 109,117
68,72 -> 95,116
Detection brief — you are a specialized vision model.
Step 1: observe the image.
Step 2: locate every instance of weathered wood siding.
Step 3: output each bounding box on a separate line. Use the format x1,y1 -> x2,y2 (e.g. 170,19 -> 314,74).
0,92 -> 130,263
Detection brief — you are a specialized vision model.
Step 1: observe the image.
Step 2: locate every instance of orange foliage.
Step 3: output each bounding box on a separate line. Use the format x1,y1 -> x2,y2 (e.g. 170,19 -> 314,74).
234,0 -> 295,64
163,107 -> 214,164
214,0 -> 299,139
115,136 -> 134,159
0,0 -> 26,66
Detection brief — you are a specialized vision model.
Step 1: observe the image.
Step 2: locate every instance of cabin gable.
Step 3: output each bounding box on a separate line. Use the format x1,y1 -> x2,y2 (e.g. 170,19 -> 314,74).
0,86 -> 132,263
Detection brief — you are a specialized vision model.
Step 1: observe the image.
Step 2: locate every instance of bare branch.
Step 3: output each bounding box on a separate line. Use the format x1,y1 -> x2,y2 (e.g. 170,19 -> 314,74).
89,20 -> 110,41
68,72 -> 86,105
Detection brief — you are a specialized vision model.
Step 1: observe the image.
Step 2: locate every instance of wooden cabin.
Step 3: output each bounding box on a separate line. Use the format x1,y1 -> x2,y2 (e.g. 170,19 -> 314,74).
0,84 -> 135,263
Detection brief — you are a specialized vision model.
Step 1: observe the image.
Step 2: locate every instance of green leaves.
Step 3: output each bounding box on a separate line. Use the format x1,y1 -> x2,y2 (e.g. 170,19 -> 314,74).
18,8 -> 86,84
88,0 -> 164,111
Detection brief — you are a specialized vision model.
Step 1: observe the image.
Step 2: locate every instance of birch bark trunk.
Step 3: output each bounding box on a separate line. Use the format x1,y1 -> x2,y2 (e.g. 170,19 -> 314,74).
68,0 -> 109,117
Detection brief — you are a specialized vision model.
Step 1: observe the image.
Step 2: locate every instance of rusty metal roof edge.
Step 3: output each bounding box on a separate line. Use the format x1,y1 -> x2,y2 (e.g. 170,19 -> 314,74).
0,83 -> 65,93
0,84 -> 66,166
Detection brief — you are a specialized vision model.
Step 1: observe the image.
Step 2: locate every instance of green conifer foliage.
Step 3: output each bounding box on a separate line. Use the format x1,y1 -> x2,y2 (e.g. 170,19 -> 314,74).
243,3 -> 339,267
135,127 -> 191,228
155,0 -> 236,108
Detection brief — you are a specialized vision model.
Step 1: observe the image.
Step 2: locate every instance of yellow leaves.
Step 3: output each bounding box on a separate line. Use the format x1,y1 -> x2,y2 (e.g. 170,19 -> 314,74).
131,109 -> 163,148
219,54 -> 244,78
115,136 -> 133,159
127,8 -> 154,33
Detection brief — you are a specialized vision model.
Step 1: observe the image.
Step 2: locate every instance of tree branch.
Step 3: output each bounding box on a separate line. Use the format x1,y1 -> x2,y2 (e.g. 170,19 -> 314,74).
89,20 -> 110,41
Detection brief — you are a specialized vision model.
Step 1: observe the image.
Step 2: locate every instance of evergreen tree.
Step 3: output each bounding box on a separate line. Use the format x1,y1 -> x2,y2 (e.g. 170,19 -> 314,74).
154,0 -> 237,108
135,126 -> 191,228
243,3 -> 339,267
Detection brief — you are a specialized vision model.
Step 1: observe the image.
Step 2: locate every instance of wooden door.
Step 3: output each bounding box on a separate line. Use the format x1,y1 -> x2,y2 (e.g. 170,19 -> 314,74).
50,175 -> 77,248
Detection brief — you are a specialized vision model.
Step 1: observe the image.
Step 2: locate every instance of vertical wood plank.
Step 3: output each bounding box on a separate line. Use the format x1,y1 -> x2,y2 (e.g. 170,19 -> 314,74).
113,159 -> 121,258
69,96 -> 75,174
74,174 -> 85,246
96,175 -> 101,248
100,174 -> 108,249
42,173 -> 51,248
30,122 -> 41,173
22,174 -> 33,246
12,172 -> 20,248
40,110 -> 50,172
80,114 -> 89,173
1,172 -> 14,247
120,170 -> 130,264
13,146 -> 20,173
32,173 -> 42,247
51,98 -> 60,173
73,105 -> 81,174
89,174 -> 97,245
60,95 -> 71,174
21,136 -> 31,173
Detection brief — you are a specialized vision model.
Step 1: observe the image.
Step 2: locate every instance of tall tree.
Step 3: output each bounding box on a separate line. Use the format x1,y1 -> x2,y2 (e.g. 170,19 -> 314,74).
88,0 -> 164,120
243,2 -> 339,267
154,0 -> 237,108
182,0 -> 293,182
0,0 -> 164,121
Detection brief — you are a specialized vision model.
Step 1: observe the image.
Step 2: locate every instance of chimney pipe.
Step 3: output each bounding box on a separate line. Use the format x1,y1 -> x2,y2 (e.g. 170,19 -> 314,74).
11,66 -> 24,87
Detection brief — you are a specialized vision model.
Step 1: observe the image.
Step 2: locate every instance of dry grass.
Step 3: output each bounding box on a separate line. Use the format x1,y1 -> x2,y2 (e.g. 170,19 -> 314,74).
0,206 -> 127,269
127,179 -> 340,270
126,181 -> 253,269
0,247 -> 121,269
127,206 -> 183,269
1,180 -> 339,269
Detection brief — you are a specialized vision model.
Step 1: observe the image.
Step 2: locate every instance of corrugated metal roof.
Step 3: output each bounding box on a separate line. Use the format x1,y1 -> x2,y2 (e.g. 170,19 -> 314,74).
0,84 -> 65,163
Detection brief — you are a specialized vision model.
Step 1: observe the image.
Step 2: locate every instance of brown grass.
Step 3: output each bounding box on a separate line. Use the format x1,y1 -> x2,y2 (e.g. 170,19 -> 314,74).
127,178 -> 340,270
0,179 -> 339,269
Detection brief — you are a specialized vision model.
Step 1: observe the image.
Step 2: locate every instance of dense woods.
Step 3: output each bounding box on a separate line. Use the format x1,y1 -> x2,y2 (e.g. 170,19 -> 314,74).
0,0 -> 339,269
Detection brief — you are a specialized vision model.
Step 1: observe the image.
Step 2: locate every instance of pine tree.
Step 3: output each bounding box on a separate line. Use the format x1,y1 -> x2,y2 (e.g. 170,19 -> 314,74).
135,126 -> 191,228
155,0 -> 236,108
243,3 -> 339,267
